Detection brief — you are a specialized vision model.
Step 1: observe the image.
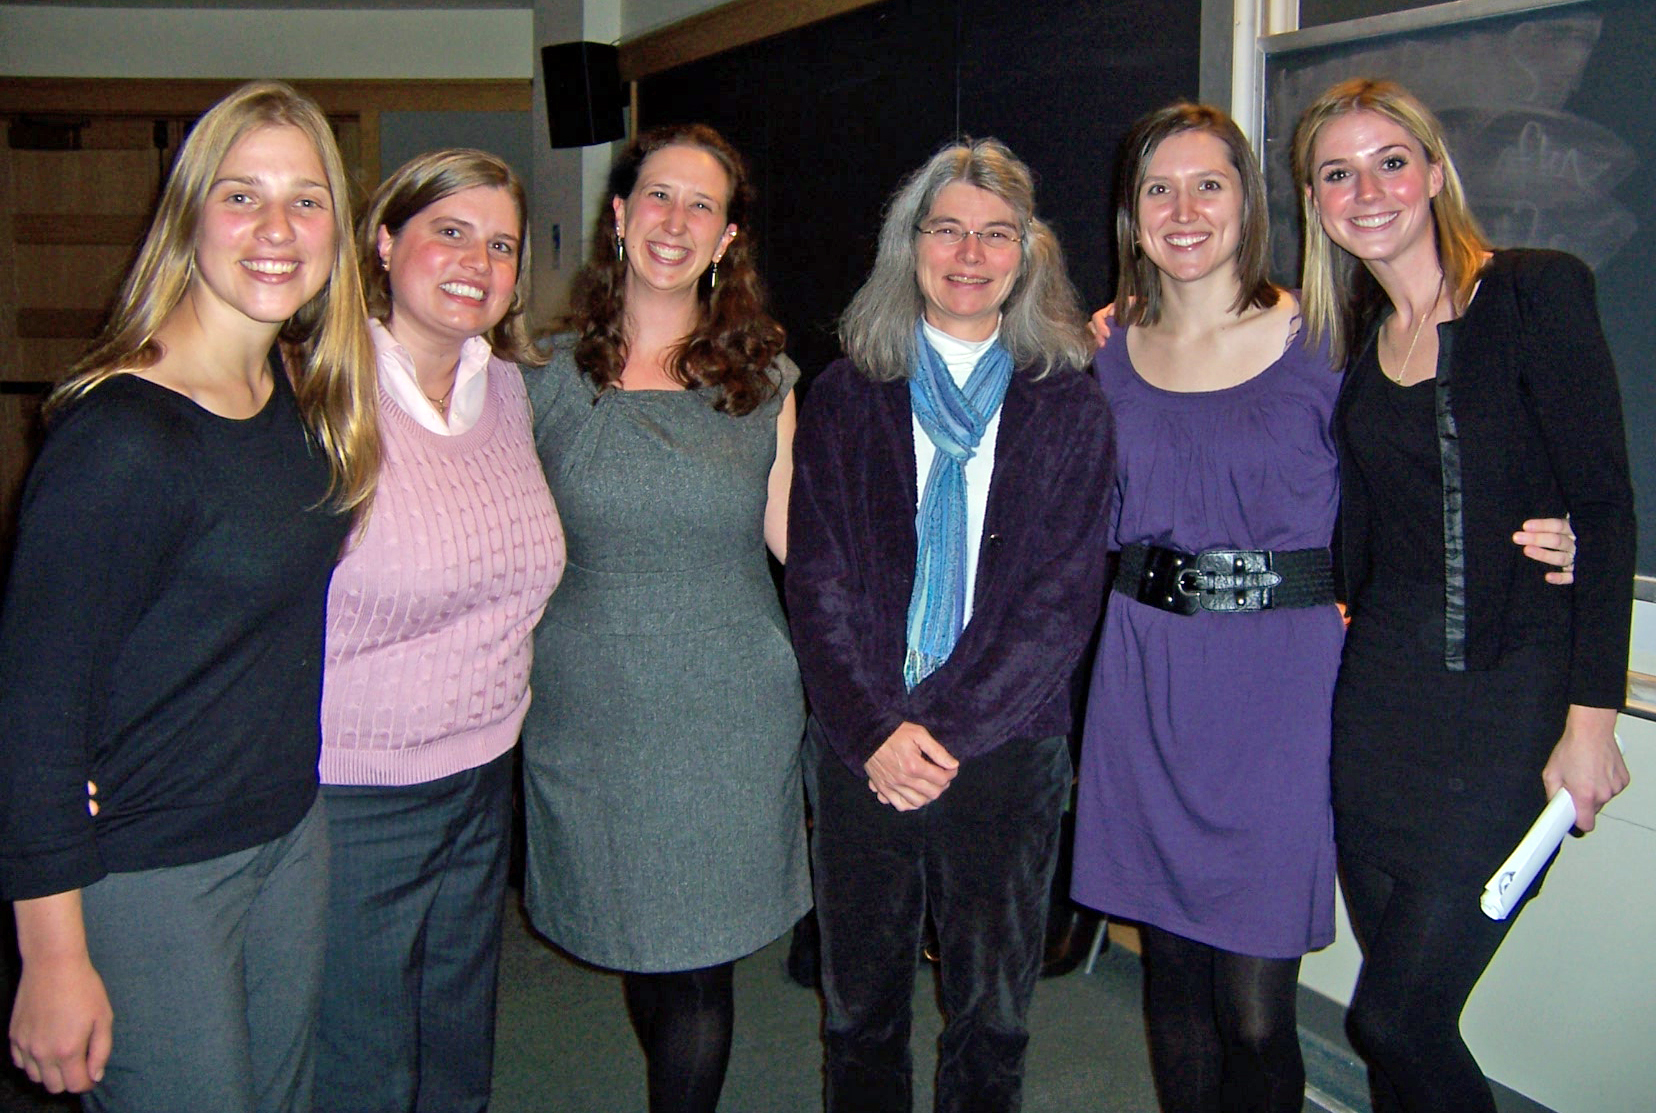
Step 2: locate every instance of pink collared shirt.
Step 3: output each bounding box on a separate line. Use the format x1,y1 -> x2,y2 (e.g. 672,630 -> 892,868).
370,317 -> 492,435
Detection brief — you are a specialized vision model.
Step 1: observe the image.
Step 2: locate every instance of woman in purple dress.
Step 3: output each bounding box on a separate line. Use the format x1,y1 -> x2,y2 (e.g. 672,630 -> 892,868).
1071,102 -> 1340,1113
1071,103 -> 1578,1113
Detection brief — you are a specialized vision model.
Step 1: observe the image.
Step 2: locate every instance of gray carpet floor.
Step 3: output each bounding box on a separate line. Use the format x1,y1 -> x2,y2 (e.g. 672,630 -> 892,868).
492,902 -> 1163,1113
2,894 -> 1556,1112
3,900 -> 1343,1113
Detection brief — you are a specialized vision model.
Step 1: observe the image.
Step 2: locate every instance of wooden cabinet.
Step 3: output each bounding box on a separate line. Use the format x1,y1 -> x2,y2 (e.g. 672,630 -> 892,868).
1,115 -> 179,552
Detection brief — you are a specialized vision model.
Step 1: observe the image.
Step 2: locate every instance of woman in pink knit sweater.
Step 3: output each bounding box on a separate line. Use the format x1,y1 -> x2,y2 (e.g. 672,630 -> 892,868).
313,149 -> 565,1112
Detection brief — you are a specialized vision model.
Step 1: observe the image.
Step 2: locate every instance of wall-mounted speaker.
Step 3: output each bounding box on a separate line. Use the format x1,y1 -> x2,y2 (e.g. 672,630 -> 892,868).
542,41 -> 626,149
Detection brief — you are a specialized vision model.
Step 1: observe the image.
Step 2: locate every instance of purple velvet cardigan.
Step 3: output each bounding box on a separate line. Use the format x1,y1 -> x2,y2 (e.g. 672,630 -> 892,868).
785,356 -> 1114,775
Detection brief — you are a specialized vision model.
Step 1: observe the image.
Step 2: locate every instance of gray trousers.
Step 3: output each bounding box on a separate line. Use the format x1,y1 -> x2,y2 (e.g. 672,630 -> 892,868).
314,749 -> 513,1113
79,799 -> 328,1113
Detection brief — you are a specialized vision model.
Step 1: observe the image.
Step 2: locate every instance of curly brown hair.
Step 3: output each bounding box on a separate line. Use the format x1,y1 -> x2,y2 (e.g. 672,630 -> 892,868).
568,123 -> 784,415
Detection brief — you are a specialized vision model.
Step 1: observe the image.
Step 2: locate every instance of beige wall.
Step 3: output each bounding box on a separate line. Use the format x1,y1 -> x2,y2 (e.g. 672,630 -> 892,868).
0,0 -> 769,323
0,2 -> 590,323
0,5 -> 535,78
622,0 -> 722,38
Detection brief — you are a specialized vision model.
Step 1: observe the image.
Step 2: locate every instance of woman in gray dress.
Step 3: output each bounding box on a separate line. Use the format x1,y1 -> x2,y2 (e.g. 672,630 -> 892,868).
519,123 -> 807,1113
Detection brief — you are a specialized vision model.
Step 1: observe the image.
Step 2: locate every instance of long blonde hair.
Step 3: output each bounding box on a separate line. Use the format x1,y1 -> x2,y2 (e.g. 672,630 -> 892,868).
1293,78 -> 1490,368
51,80 -> 379,513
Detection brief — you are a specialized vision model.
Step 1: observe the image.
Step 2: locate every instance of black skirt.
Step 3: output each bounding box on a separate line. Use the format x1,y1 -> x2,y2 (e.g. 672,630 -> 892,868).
1332,584 -> 1569,891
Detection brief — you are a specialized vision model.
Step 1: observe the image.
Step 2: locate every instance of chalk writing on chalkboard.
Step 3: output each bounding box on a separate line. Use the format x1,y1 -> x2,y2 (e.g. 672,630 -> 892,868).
1262,0 -> 1656,579
1264,12 -> 1638,278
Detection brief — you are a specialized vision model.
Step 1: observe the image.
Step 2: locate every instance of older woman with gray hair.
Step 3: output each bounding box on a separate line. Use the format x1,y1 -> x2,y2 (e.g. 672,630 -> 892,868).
785,137 -> 1112,1113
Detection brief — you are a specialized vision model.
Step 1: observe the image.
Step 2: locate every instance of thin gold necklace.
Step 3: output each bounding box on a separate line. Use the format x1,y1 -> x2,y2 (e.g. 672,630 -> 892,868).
1389,274 -> 1445,385
423,383 -> 454,415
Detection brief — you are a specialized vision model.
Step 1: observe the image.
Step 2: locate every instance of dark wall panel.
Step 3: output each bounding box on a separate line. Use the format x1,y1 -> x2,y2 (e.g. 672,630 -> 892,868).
642,2 -> 954,378
638,0 -> 1201,379
957,0 -> 1203,315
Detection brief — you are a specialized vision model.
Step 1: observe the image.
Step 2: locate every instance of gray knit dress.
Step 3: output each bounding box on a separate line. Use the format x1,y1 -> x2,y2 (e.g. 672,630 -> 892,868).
519,338 -> 809,973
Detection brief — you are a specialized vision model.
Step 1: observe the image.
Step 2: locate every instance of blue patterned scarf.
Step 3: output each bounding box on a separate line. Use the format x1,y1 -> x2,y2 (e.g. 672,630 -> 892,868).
904,320 -> 1013,689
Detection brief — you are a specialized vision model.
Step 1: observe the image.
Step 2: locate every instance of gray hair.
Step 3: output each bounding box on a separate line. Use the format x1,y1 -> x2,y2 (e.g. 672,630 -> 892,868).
839,137 -> 1092,380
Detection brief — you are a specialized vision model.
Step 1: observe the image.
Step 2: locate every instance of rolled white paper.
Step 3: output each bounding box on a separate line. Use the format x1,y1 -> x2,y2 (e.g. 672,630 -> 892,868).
1480,788 -> 1576,920
1479,733 -> 1625,921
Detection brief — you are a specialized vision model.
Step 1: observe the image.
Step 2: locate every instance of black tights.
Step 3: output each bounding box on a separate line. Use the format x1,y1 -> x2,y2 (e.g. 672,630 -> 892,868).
622,963 -> 735,1113
1340,856 -> 1518,1113
1140,924 -> 1304,1113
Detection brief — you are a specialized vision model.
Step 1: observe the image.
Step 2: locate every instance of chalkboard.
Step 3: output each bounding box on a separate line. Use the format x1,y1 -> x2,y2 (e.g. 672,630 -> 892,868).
1259,0 -> 1656,577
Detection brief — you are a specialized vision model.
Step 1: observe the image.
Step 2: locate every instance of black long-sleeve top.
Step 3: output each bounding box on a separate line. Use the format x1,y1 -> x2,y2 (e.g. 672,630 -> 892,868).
1334,249 -> 1635,707
0,371 -> 349,901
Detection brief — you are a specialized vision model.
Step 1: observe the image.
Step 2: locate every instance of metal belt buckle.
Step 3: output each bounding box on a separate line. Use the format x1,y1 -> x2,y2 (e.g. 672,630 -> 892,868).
1181,549 -> 1283,613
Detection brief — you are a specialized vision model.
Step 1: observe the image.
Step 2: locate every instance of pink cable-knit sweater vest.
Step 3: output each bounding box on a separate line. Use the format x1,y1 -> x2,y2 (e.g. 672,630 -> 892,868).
320,356 -> 565,786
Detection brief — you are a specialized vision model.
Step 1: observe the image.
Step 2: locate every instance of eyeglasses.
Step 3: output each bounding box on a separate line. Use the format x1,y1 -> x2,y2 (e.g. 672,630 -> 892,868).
914,224 -> 1023,250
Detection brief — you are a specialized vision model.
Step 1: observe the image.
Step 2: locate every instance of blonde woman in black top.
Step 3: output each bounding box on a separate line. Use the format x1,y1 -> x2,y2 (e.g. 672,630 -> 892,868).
0,82 -> 376,1111
1295,78 -> 1632,1113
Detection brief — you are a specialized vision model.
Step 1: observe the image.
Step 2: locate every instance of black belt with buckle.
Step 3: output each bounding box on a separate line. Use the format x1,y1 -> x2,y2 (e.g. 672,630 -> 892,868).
1114,543 -> 1335,615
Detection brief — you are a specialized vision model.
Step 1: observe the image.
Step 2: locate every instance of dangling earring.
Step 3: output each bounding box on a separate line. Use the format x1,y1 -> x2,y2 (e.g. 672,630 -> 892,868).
709,258 -> 719,290
615,227 -> 625,264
